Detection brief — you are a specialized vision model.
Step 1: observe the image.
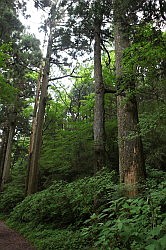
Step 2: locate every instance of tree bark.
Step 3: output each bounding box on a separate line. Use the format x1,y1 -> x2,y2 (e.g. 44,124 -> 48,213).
25,69 -> 42,194
0,124 -> 9,190
114,11 -> 146,197
1,124 -> 15,189
26,31 -> 52,195
0,105 -> 17,191
93,19 -> 105,173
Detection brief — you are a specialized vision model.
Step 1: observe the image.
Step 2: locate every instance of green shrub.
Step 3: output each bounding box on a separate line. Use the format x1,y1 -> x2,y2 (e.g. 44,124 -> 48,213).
8,170 -> 116,227
6,169 -> 166,250
81,180 -> 166,250
0,161 -> 26,215
28,228 -> 87,250
8,181 -> 70,226
0,185 -> 25,214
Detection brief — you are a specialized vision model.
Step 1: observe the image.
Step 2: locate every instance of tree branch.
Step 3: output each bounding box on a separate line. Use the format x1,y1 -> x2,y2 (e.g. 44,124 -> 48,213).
101,38 -> 111,66
49,68 -> 82,81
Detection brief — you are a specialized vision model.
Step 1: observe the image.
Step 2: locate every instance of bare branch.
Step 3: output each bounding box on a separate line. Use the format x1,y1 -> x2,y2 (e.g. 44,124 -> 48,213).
49,68 -> 82,81
101,38 -> 111,66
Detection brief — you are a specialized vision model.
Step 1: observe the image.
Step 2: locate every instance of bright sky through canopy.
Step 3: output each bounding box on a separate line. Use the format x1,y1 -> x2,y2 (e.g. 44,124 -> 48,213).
19,0 -> 47,52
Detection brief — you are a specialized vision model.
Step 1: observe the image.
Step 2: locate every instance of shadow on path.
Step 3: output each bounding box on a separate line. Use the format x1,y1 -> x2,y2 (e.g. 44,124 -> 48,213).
0,221 -> 36,250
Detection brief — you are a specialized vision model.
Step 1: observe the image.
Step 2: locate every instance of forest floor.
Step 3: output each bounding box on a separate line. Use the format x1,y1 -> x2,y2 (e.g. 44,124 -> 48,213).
0,221 -> 35,250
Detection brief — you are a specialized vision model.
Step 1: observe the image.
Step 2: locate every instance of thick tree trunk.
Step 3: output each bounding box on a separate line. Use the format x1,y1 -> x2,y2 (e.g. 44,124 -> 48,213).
93,20 -> 105,173
114,18 -> 146,197
30,70 -> 42,154
26,32 -> 52,195
25,70 -> 42,194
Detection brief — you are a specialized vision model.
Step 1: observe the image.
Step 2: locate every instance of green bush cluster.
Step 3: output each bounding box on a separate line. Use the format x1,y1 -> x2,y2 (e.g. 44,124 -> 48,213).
0,185 -> 24,214
8,170 -> 116,227
3,169 -> 166,250
24,228 -> 87,250
82,181 -> 166,250
0,162 -> 26,215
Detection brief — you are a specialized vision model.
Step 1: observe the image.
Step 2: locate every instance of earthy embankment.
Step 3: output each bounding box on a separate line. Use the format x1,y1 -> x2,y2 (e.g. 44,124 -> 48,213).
0,221 -> 35,250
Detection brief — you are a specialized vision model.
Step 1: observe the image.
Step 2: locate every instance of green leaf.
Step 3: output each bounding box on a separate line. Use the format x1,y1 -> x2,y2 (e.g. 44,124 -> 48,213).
158,235 -> 166,249
145,244 -> 156,250
117,220 -> 123,231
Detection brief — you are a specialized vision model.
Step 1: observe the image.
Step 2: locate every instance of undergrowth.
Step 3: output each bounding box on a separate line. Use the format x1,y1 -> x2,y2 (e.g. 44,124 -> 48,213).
0,169 -> 165,250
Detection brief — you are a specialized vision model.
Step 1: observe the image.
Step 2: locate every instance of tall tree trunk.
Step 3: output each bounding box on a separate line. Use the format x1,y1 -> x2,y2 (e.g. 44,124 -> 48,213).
0,124 -> 9,190
93,19 -> 105,173
114,8 -> 146,197
25,69 -> 42,193
26,31 -> 52,195
0,123 -> 15,190
30,70 -> 42,154
0,105 -> 16,191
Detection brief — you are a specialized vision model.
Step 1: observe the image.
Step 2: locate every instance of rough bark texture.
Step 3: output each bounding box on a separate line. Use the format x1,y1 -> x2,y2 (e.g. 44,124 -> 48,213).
26,32 -> 52,195
29,70 -> 42,154
114,14 -> 146,197
25,70 -> 42,194
93,20 -> 105,173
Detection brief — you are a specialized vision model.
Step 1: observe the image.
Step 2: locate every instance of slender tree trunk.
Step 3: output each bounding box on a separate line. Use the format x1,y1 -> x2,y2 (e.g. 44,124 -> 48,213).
26,31 -> 52,195
1,124 -> 15,190
0,123 -> 15,191
114,12 -> 146,197
0,124 -> 9,190
93,19 -> 105,173
0,105 -> 16,191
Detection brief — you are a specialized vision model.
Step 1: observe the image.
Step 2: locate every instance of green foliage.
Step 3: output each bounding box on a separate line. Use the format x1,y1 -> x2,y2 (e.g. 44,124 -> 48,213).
82,179 -> 166,250
40,71 -> 95,184
5,169 -> 166,250
8,170 -> 115,227
5,170 -> 116,249
123,25 -> 166,89
139,103 -> 166,169
0,162 -> 26,214
1,3 -> 166,250
0,185 -> 24,214
22,228 -> 86,250
0,77 -> 17,103
0,43 -> 18,103
121,24 -> 166,171
17,34 -> 42,68
0,1 -> 23,42
40,120 -> 94,184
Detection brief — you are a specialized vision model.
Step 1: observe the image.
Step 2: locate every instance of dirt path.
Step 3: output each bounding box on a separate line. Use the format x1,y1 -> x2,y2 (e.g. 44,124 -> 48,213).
0,221 -> 36,250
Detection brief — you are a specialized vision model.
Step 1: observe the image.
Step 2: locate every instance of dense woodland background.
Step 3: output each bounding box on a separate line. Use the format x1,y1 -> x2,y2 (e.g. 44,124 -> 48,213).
0,0 -> 166,249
